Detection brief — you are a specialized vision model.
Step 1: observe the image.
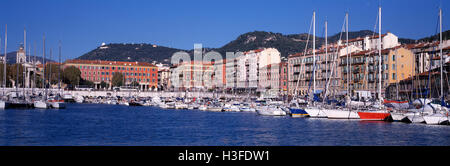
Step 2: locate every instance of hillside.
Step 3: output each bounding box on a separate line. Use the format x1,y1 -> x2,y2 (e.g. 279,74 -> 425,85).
214,30 -> 381,57
77,30 -> 448,63
417,30 -> 450,42
76,43 -> 186,63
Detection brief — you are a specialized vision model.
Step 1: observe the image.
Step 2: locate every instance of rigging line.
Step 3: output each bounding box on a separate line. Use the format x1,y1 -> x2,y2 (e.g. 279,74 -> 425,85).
322,15 -> 346,102
294,13 -> 314,98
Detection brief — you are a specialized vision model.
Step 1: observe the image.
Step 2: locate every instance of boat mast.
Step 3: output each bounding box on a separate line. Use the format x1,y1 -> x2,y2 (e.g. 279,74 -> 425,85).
49,49 -> 52,96
23,28 -> 26,98
313,11 -> 316,98
43,34 -> 47,100
33,42 -> 36,95
378,6 -> 382,106
58,41 -> 61,95
346,12 -> 349,99
3,24 -> 6,90
439,8 -> 444,105
325,18 -> 328,93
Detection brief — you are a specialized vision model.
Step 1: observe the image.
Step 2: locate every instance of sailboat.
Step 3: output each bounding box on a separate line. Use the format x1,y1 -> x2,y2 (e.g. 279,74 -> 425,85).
423,8 -> 450,125
34,34 -> 48,109
324,12 -> 360,119
357,6 -> 391,121
304,11 -> 328,118
289,11 -> 316,118
47,43 -> 65,109
0,25 -> 8,109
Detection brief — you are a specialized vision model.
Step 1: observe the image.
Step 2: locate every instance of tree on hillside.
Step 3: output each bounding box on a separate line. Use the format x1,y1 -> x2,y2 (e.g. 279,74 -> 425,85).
111,72 -> 124,88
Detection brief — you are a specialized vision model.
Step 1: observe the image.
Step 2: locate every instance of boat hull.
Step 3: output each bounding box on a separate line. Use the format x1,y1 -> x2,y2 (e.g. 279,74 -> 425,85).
49,101 -> 66,109
304,108 -> 327,118
34,101 -> 48,109
406,114 -> 425,123
357,112 -> 390,121
391,113 -> 407,122
256,107 -> 287,116
324,109 -> 359,119
0,101 -> 7,109
289,108 -> 309,117
423,114 -> 449,125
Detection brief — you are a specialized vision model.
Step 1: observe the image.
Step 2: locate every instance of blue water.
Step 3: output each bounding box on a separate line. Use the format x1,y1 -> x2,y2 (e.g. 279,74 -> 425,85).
0,103 -> 448,146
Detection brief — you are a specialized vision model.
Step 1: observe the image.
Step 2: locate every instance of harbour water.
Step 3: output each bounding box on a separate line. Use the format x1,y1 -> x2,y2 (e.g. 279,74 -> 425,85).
0,103 -> 448,146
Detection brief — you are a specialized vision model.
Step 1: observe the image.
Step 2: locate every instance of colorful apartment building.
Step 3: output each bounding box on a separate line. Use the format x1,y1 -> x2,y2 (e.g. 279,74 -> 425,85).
64,59 -> 158,90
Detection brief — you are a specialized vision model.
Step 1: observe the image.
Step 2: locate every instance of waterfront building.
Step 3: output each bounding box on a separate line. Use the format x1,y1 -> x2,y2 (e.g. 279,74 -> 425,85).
386,43 -> 450,100
156,63 -> 171,91
224,48 -> 281,95
288,46 -> 354,97
339,46 -> 415,99
406,40 -> 450,74
279,59 -> 289,96
170,61 -> 216,91
64,59 -> 158,91
332,32 -> 400,51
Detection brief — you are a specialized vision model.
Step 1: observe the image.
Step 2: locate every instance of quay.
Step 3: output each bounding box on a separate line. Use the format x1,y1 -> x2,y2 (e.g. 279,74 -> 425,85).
0,88 -> 255,99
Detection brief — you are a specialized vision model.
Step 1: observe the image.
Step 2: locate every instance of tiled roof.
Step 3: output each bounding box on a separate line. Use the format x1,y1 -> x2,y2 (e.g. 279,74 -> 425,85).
65,59 -> 156,67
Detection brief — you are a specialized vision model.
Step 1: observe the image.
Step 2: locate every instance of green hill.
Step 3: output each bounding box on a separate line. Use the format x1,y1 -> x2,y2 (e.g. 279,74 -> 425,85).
76,30 -> 448,63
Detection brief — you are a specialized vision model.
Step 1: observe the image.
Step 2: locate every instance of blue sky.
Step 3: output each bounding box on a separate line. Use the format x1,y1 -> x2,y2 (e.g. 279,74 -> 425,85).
0,0 -> 447,61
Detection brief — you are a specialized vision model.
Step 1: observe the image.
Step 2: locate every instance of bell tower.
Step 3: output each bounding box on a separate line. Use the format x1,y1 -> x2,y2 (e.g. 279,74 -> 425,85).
16,45 -> 26,64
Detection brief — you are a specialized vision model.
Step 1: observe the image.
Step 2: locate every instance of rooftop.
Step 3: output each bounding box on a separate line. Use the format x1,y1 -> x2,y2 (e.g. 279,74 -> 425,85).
65,59 -> 157,67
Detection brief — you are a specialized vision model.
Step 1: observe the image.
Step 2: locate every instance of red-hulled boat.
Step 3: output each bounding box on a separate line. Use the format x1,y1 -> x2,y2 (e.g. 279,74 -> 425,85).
357,110 -> 391,121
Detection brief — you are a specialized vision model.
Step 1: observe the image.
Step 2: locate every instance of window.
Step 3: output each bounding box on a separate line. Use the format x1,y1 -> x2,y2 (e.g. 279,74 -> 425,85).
392,55 -> 396,61
392,64 -> 396,70
392,73 -> 396,80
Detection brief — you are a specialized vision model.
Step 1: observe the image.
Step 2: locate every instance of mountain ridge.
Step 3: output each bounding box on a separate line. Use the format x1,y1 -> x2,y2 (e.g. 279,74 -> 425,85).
76,30 -> 449,63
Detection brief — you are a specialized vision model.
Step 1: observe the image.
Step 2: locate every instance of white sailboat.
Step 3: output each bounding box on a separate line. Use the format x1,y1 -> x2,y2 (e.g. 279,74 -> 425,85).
324,12 -> 359,119
0,25 -> 7,109
423,8 -> 450,125
34,34 -> 48,109
391,112 -> 408,121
